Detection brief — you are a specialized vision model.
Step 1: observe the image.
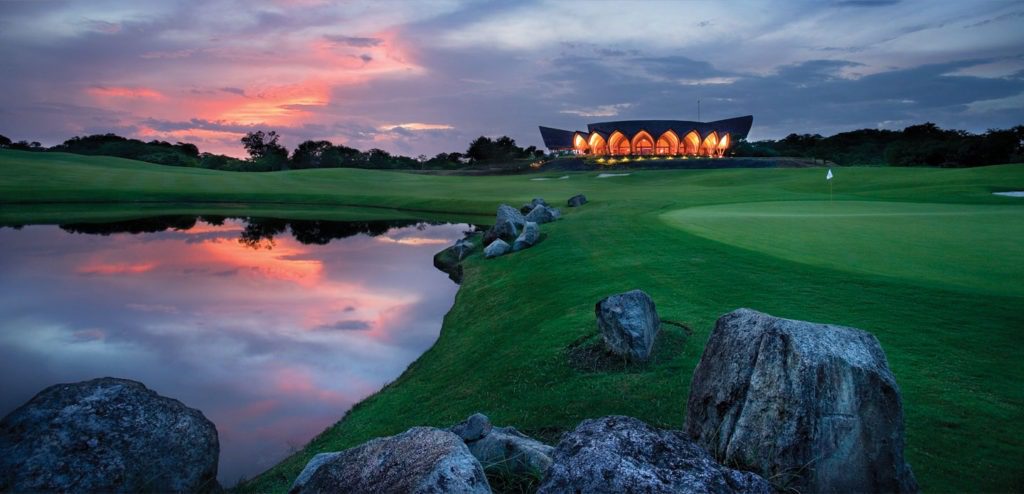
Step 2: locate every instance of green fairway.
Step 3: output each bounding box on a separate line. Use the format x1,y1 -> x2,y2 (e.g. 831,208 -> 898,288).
2,149 -> 1023,493
663,201 -> 1024,297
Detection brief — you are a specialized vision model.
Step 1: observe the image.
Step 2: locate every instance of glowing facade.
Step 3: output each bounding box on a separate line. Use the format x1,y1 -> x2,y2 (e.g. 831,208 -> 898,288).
539,115 -> 753,157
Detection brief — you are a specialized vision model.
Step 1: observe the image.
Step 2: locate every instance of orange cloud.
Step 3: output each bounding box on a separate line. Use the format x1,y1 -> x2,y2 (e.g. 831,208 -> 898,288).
88,86 -> 165,100
77,262 -> 158,275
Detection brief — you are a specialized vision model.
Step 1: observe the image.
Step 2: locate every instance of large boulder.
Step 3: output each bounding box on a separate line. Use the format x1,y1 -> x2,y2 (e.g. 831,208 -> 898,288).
537,416 -> 772,494
0,377 -> 220,493
433,238 -> 475,283
595,289 -> 660,362
525,205 -> 561,224
489,219 -> 519,244
512,221 -> 540,252
685,308 -> 918,493
496,203 -> 526,226
291,452 -> 342,492
567,194 -> 588,207
449,413 -> 554,478
484,239 -> 511,258
291,427 -> 490,494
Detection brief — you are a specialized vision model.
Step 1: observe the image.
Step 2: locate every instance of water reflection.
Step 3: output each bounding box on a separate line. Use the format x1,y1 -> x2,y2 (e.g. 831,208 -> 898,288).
0,217 -> 470,484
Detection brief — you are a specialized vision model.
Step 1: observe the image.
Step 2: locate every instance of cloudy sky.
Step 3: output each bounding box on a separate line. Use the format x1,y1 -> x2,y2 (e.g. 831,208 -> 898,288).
0,0 -> 1021,157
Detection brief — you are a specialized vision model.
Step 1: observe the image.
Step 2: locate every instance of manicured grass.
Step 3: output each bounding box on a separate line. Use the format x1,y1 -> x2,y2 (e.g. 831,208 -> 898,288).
663,200 -> 1024,297
2,149 -> 1023,492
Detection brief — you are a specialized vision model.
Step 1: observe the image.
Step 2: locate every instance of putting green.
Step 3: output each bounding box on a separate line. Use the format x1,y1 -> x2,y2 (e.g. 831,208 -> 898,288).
662,200 -> 1024,297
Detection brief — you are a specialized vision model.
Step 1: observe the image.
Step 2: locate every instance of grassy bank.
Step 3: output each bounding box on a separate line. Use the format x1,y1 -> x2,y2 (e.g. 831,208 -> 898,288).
2,149 -> 1023,492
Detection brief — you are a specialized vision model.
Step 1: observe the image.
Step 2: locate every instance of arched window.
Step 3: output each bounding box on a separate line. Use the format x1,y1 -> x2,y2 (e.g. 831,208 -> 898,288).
631,130 -> 654,156
682,131 -> 701,155
656,130 -> 679,155
716,133 -> 731,157
700,132 -> 719,156
588,132 -> 608,155
573,133 -> 590,155
608,131 -> 630,155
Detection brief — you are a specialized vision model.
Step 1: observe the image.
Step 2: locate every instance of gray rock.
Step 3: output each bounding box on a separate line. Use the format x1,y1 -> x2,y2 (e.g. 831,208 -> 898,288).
468,426 -> 554,478
531,197 -> 549,208
452,238 -> 475,261
484,239 -> 511,258
537,416 -> 772,494
496,204 -> 526,228
0,377 -> 220,493
525,205 -> 561,224
290,452 -> 342,493
685,308 -> 918,493
491,204 -> 526,243
449,413 -> 493,442
292,427 -> 489,494
489,219 -> 519,243
595,289 -> 660,362
567,194 -> 588,207
519,203 -> 535,214
512,221 -> 540,251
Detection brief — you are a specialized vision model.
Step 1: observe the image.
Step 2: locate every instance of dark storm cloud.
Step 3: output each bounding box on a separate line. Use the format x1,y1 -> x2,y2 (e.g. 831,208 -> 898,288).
314,320 -> 372,331
324,35 -> 383,47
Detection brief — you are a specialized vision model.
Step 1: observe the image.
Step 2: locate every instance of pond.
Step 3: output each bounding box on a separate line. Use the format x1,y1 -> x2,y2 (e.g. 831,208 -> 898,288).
0,216 -> 472,484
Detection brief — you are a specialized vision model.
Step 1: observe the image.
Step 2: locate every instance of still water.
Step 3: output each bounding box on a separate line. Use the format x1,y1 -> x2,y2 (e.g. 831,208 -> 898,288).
0,216 -> 470,484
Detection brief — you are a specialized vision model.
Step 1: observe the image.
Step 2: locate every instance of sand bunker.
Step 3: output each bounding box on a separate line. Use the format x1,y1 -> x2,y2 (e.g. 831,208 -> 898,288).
993,191 -> 1024,197
530,175 -> 569,181
597,173 -> 631,178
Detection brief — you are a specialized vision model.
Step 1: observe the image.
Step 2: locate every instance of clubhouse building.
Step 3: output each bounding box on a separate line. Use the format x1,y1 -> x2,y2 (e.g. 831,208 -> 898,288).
539,115 -> 753,157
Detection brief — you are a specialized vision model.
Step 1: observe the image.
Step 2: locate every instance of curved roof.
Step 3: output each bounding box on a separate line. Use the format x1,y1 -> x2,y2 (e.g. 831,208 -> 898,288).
539,115 -> 753,150
587,115 -> 753,140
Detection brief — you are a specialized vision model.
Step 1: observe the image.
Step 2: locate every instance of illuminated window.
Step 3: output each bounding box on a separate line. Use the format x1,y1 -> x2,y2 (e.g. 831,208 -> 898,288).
588,132 -> 608,155
716,133 -> 731,157
631,130 -> 654,155
608,131 -> 630,155
656,130 -> 679,155
573,133 -> 590,155
700,132 -> 719,156
682,130 -> 701,155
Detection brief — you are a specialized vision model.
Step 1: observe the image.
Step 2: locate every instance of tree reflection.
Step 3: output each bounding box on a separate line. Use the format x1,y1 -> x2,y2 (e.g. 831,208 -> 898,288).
56,216 -> 432,249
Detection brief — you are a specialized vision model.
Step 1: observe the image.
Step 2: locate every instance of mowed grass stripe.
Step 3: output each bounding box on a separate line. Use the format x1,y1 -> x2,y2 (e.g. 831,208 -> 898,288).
663,201 -> 1024,297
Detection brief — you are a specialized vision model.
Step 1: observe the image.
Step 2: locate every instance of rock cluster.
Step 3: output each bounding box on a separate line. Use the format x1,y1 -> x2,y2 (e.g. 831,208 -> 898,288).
0,377 -> 220,494
537,416 -> 773,494
482,198 -> 562,258
686,308 -> 919,493
290,427 -> 489,494
595,289 -> 660,362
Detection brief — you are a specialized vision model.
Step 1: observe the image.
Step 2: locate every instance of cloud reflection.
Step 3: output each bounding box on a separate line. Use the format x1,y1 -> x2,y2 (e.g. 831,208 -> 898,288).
0,218 -> 468,483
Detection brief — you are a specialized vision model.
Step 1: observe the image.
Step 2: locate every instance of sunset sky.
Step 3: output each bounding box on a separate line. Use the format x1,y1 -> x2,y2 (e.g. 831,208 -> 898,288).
1,0 -> 1021,157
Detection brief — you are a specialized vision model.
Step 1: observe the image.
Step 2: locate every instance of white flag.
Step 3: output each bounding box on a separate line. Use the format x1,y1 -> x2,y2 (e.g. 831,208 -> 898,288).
826,169 -> 833,181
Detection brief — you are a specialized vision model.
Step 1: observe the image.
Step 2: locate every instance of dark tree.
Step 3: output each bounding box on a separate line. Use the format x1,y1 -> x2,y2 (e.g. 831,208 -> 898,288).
240,130 -> 289,170
0,134 -> 11,148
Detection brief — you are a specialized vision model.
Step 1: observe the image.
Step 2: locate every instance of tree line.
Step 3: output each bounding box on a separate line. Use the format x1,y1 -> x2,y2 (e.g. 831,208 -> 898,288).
0,131 -> 545,172
730,123 -> 1023,167
1,122 -> 1021,170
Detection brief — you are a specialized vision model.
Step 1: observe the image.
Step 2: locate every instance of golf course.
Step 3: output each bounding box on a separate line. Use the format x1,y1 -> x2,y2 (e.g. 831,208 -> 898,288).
2,149 -> 1022,492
